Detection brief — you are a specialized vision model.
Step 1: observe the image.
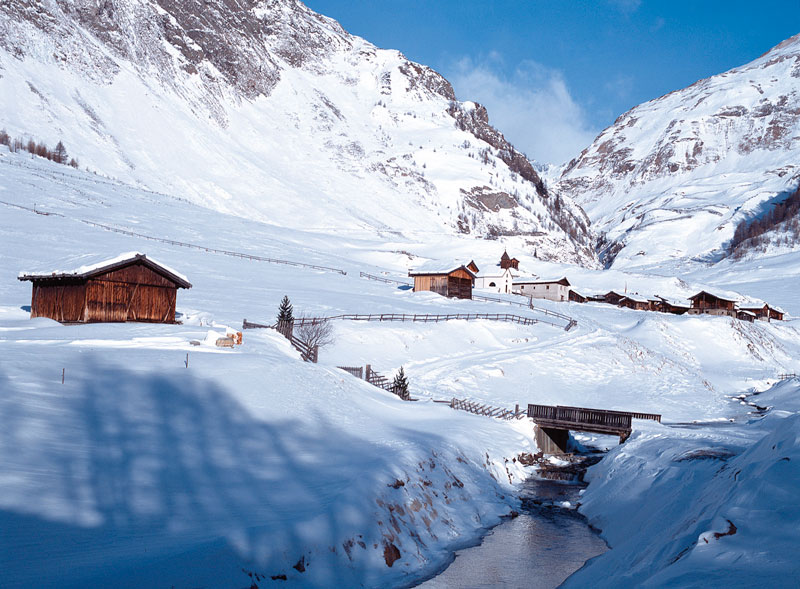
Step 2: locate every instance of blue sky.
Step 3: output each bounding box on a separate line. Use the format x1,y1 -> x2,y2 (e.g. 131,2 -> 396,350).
304,0 -> 800,164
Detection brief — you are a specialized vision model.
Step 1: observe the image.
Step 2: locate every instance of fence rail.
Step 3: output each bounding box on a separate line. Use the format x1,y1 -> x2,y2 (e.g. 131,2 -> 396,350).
276,313 -> 541,327
449,397 -> 527,420
778,373 -> 798,380
79,220 -> 348,275
337,365 -> 364,379
359,271 -> 412,286
244,319 -> 318,362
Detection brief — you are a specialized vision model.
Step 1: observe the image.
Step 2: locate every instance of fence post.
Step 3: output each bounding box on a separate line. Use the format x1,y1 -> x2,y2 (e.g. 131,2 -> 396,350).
277,319 -> 294,340
365,364 -> 372,383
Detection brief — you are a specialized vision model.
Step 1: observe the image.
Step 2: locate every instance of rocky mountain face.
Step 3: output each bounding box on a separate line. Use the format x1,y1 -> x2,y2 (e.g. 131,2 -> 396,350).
0,0 -> 594,265
556,33 -> 800,269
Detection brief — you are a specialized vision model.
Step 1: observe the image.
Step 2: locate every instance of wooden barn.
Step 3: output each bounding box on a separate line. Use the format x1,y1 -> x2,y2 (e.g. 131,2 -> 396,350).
687,291 -> 737,317
18,252 -> 192,324
569,289 -> 588,303
409,263 -> 475,299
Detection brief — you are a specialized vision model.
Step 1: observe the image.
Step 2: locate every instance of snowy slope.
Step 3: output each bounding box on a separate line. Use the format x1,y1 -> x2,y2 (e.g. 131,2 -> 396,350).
557,34 -> 800,269
0,0 -> 593,264
3,152 -> 800,587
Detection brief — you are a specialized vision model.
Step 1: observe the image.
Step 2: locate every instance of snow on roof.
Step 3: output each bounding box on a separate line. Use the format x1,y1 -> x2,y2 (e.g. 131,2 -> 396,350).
408,260 -> 476,277
513,276 -> 569,285
18,251 -> 192,286
620,294 -> 652,303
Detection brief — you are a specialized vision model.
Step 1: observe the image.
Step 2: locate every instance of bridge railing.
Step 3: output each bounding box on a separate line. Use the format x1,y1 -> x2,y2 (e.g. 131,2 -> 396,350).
528,404 -> 633,430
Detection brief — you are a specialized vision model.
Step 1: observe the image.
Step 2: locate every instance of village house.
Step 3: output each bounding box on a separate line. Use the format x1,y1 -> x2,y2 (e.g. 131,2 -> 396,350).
601,290 -> 626,305
513,277 -> 571,302
739,303 -> 785,322
618,294 -> 652,311
653,296 -> 690,315
18,252 -> 192,324
687,291 -> 737,317
409,262 -> 475,299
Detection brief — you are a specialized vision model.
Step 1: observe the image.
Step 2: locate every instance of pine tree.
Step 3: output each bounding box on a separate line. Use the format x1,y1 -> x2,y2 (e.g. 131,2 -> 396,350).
392,367 -> 409,401
53,140 -> 68,164
277,295 -> 293,323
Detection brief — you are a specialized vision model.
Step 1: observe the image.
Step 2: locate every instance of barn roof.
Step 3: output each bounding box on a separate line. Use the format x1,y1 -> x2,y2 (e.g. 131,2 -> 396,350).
408,261 -> 476,278
18,252 -> 192,288
513,276 -> 570,286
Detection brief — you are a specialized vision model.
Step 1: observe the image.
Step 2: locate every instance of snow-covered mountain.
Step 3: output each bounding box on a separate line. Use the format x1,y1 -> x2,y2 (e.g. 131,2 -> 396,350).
557,33 -> 800,269
0,0 -> 594,264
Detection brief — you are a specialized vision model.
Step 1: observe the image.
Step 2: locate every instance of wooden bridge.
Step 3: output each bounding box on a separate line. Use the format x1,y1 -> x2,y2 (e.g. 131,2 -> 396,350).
528,404 -> 661,454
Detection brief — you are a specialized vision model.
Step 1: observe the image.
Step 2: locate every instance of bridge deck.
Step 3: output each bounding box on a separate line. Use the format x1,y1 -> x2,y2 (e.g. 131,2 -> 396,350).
528,404 -> 661,437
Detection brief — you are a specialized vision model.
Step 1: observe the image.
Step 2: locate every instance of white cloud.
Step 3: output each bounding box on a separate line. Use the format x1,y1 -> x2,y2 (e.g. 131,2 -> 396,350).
447,56 -> 598,165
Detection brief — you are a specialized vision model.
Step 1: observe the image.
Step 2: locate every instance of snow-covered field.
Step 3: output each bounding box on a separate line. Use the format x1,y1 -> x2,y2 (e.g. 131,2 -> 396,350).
2,152 -> 800,586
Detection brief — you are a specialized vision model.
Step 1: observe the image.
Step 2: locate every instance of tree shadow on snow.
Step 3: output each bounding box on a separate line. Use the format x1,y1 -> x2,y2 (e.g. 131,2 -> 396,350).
0,359 -> 398,588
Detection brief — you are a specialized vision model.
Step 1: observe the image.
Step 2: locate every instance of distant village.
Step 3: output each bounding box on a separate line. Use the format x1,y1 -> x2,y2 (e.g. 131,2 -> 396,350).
409,251 -> 785,323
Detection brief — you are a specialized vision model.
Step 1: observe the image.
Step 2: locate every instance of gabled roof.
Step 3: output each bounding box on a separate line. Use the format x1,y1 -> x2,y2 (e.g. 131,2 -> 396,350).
18,252 -> 192,288
513,276 -> 570,287
619,294 -> 651,304
408,261 -> 477,278
687,290 -> 738,303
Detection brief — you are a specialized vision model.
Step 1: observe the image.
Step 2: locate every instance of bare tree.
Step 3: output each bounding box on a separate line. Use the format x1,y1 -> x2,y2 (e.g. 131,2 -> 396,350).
294,314 -> 335,351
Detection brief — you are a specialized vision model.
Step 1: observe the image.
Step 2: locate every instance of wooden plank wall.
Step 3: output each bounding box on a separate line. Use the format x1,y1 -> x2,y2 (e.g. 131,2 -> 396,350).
31,282 -> 86,322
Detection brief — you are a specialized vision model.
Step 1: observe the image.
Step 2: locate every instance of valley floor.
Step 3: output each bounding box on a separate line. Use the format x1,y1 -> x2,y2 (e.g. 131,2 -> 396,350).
2,153 -> 800,587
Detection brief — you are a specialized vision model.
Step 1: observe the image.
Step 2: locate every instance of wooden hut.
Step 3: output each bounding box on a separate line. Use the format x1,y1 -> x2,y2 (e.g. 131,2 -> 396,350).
18,252 -> 192,324
737,309 -> 756,323
654,296 -> 690,315
569,289 -> 588,303
602,290 -> 626,305
409,262 -> 475,299
687,291 -> 737,317
618,295 -> 651,311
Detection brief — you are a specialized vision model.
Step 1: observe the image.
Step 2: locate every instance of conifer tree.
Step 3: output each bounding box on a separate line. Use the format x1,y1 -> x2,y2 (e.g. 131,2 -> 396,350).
392,367 -> 409,400
53,140 -> 68,164
277,295 -> 294,323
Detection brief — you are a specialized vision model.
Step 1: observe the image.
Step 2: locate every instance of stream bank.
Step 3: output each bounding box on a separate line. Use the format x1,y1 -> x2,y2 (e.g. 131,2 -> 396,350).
416,450 -> 608,588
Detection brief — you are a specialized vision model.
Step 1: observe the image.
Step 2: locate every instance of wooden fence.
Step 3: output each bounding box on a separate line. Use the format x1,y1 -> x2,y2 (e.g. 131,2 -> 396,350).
778,373 -> 798,380
245,319 -> 318,362
449,397 -> 527,420
282,313 -> 541,327
359,272 -> 411,286
78,220 -> 348,275
336,364 -> 410,401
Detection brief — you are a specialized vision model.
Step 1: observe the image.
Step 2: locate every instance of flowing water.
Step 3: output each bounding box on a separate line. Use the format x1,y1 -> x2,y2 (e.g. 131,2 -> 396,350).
417,455 -> 608,588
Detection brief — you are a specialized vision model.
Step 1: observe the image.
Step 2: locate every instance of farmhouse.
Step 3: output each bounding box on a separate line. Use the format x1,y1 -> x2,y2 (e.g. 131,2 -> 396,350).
409,262 -> 475,299
18,252 -> 192,324
739,303 -> 785,322
513,277 -> 571,302
687,291 -> 737,317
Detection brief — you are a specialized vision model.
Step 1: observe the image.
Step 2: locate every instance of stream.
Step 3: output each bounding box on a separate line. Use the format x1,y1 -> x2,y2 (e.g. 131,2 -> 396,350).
416,452 -> 608,589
